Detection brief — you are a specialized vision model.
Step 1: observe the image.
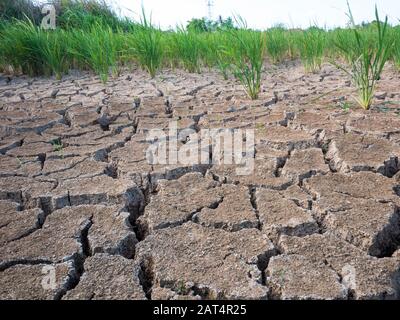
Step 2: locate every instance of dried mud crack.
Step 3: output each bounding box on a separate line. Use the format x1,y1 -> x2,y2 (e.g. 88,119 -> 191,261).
1,62 -> 400,300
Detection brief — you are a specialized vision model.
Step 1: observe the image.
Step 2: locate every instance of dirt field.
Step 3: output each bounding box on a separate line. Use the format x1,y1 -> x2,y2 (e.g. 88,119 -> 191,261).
1,61 -> 400,300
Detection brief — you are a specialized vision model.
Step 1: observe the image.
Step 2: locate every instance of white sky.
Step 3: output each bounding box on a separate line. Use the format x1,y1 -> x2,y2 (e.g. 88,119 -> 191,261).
107,0 -> 400,29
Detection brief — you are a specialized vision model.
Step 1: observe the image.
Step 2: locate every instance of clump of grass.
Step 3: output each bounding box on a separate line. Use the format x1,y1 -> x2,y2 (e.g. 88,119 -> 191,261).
0,20 -> 42,76
172,28 -> 202,73
205,32 -> 231,79
69,24 -> 120,83
333,4 -> 393,110
297,27 -> 326,72
393,27 -> 400,70
198,32 -> 218,69
265,28 -> 288,64
41,30 -> 71,80
227,22 -> 266,99
286,30 -> 300,60
0,19 -> 69,78
51,138 -> 64,158
125,9 -> 163,78
339,101 -> 352,112
216,49 -> 231,80
329,29 -> 355,62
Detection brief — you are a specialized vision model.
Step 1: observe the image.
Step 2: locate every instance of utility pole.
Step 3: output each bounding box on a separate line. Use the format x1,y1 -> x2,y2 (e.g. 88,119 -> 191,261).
206,0 -> 214,21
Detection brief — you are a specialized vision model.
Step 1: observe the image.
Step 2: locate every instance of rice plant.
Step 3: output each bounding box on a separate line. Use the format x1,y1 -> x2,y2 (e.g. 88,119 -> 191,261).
41,30 -> 71,80
330,28 -> 356,62
0,20 -> 48,77
198,33 -> 218,69
286,30 -> 300,60
69,24 -> 120,83
265,28 -> 289,64
226,21 -> 266,100
297,27 -> 326,73
216,49 -> 231,80
393,27 -> 400,70
172,27 -> 202,73
125,9 -> 163,78
333,5 -> 393,110
203,32 -> 231,79
0,21 -> 31,75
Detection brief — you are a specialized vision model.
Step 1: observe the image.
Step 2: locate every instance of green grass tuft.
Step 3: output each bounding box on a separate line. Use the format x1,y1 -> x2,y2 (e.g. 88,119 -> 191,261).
265,28 -> 289,64
226,20 -> 266,100
297,27 -> 326,73
393,27 -> 400,70
172,28 -> 202,73
333,4 -> 393,110
69,24 -> 121,83
125,9 -> 163,78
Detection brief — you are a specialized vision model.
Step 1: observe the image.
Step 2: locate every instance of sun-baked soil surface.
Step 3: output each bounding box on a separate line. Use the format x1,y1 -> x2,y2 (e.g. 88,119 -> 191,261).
1,61 -> 400,300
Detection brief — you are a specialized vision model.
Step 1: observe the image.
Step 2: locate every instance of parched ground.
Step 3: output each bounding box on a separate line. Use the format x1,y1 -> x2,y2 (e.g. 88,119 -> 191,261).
1,61 -> 400,300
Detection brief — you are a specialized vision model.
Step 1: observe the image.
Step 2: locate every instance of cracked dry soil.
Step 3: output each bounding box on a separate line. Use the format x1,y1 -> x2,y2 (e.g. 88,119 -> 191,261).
1,62 -> 400,300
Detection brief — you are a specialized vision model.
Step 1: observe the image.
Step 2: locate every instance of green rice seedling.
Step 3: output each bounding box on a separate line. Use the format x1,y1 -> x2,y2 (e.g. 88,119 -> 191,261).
40,30 -> 71,80
297,27 -> 326,72
329,28 -> 355,61
69,24 -> 119,83
226,20 -> 266,99
265,28 -> 289,64
0,22 -> 23,73
339,101 -> 352,112
0,20 -> 50,76
393,27 -> 400,70
216,49 -> 231,80
197,32 -> 218,69
51,138 -> 64,158
333,5 -> 393,110
333,25 -> 379,65
160,32 -> 177,69
172,27 -> 202,73
286,30 -> 300,60
394,44 -> 400,70
125,9 -> 163,78
0,20 -> 32,75
205,32 -> 231,79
